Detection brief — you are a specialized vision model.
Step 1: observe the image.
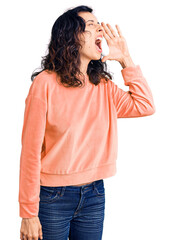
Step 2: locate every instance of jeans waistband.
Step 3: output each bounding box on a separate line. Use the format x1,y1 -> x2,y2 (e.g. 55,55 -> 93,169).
40,179 -> 104,194
43,179 -> 103,192
65,179 -> 103,191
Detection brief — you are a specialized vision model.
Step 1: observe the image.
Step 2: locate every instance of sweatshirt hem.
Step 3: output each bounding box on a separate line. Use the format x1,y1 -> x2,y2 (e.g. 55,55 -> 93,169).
40,162 -> 117,187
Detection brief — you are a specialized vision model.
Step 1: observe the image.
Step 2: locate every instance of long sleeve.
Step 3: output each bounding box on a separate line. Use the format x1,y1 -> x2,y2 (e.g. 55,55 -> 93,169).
111,65 -> 156,118
18,77 -> 47,218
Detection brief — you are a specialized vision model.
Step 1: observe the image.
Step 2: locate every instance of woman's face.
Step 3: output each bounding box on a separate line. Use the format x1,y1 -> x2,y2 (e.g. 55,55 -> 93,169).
78,12 -> 104,61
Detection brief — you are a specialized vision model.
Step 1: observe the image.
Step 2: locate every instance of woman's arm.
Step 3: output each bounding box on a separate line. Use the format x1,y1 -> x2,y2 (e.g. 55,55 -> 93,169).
18,76 -> 47,218
110,65 -> 156,118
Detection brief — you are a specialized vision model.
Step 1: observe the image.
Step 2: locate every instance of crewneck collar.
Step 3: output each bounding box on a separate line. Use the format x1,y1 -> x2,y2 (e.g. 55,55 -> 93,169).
77,73 -> 90,87
54,72 -> 91,87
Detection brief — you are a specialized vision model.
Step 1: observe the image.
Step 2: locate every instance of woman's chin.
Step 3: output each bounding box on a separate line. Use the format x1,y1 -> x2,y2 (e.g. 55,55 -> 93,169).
91,54 -> 102,61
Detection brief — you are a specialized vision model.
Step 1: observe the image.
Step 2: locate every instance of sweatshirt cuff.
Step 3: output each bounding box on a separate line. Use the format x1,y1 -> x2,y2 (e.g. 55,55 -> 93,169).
19,202 -> 39,218
121,65 -> 143,84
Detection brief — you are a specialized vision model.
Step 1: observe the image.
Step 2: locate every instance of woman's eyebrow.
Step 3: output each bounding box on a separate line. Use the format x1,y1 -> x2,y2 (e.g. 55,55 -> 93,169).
86,20 -> 100,24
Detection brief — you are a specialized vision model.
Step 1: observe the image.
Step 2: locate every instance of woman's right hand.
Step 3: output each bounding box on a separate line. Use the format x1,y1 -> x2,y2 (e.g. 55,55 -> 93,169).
20,216 -> 43,240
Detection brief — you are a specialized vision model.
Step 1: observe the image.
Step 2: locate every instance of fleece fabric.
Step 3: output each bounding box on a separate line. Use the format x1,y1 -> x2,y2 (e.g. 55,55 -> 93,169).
18,65 -> 155,218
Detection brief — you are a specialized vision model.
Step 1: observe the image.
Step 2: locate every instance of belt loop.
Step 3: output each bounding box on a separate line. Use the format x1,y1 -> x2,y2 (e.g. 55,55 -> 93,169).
93,181 -> 96,190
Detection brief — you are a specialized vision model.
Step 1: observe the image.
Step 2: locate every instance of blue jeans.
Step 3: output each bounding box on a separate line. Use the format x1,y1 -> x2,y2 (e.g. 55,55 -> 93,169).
38,179 -> 105,240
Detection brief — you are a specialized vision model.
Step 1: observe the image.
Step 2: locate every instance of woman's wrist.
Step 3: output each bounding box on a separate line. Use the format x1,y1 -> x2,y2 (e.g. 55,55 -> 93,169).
119,56 -> 136,69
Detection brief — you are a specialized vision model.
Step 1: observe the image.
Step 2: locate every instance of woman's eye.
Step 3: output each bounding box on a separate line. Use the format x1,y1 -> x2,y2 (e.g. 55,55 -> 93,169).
89,24 -> 94,26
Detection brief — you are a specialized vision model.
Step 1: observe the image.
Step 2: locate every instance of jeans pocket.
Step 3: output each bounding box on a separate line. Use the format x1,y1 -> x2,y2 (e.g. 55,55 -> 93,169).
39,186 -> 63,203
94,182 -> 105,197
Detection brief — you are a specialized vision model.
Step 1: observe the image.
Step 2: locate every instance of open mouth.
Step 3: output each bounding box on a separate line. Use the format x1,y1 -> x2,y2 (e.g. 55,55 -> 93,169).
95,38 -> 102,53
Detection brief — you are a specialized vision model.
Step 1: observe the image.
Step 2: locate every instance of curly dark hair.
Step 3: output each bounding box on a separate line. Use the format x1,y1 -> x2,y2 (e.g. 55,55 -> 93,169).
31,5 -> 113,88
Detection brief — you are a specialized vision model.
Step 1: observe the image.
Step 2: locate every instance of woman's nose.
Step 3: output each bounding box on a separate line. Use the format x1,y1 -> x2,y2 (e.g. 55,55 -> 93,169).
97,24 -> 104,33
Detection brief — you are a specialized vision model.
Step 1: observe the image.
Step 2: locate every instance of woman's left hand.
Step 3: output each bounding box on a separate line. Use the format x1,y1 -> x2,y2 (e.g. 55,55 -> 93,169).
101,23 -> 131,63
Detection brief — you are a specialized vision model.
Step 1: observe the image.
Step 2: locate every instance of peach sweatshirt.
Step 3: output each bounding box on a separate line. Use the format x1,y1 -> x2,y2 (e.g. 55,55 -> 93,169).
18,65 -> 155,218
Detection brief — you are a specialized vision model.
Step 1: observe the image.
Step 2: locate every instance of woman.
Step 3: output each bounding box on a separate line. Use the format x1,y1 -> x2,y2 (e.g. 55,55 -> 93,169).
18,5 -> 155,240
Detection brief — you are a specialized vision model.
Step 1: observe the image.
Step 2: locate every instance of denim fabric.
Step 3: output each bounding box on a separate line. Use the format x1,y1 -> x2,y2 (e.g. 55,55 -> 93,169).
38,179 -> 105,240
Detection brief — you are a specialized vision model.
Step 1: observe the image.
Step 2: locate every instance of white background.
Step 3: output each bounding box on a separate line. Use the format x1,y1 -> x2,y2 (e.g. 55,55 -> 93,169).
0,0 -> 174,239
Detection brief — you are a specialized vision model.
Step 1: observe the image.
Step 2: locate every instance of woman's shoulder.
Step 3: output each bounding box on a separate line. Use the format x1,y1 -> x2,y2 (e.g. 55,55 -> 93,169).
32,69 -> 61,90
27,70 -> 59,101
100,77 -> 115,89
34,69 -> 59,84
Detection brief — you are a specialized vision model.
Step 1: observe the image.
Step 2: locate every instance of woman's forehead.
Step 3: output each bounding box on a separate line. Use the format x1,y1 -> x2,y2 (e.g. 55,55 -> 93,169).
78,12 -> 99,24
